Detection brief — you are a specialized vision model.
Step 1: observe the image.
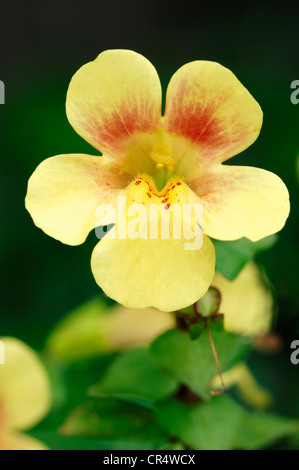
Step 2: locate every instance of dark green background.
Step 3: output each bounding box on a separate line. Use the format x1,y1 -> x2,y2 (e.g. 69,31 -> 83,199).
1,0 -> 299,429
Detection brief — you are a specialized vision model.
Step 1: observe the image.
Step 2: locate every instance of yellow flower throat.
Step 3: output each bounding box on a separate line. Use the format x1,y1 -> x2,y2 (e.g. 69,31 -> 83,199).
150,142 -> 175,191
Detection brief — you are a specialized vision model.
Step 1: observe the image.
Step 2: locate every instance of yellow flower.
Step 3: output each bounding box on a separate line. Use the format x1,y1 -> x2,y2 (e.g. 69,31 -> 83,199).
25,50 -> 289,311
213,261 -> 273,336
210,261 -> 274,408
0,337 -> 51,450
46,298 -> 175,363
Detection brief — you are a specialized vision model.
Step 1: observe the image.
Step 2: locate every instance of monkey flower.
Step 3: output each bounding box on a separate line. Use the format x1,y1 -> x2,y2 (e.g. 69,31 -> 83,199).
25,50 -> 289,312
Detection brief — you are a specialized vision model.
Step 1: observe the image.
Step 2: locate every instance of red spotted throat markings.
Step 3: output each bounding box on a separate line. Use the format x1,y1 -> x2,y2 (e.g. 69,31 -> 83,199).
94,176 -> 204,250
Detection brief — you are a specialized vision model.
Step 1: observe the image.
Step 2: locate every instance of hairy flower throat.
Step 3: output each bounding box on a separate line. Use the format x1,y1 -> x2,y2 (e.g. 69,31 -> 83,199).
150,142 -> 175,191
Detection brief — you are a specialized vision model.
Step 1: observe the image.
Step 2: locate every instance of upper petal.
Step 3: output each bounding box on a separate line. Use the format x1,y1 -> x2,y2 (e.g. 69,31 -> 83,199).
191,165 -> 290,241
163,61 -> 263,165
66,50 -> 162,159
25,154 -> 130,245
0,337 -> 51,432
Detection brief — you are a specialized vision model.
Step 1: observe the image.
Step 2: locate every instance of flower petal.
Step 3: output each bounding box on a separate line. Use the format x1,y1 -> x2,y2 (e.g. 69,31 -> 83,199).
91,235 -> 215,312
0,432 -> 49,450
25,154 -> 130,245
212,262 -> 273,336
192,165 -> 290,241
66,50 -> 162,159
163,61 -> 262,165
0,337 -> 51,431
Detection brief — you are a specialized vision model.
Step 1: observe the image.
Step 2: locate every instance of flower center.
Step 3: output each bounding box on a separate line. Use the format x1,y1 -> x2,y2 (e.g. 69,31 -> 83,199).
149,142 -> 175,191
150,142 -> 174,171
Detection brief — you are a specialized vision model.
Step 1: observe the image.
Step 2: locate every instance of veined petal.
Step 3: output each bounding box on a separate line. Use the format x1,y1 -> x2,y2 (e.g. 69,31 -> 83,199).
191,165 -> 290,241
163,61 -> 262,165
212,262 -> 273,336
25,154 -> 130,245
0,337 -> 51,431
90,176 -> 215,312
0,432 -> 49,450
66,50 -> 162,161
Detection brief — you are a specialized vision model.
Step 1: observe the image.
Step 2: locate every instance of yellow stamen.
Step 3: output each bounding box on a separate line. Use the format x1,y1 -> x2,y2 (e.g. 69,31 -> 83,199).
151,142 -> 174,171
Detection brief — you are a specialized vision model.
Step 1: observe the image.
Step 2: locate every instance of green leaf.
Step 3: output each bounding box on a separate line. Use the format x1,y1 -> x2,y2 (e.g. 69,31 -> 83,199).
235,411 -> 299,450
189,315 -> 224,340
156,396 -> 243,450
29,430 -> 158,450
89,348 -> 178,408
213,235 -> 277,280
60,398 -> 167,448
151,328 -> 249,400
158,441 -> 186,450
189,321 -> 206,340
156,395 -> 299,450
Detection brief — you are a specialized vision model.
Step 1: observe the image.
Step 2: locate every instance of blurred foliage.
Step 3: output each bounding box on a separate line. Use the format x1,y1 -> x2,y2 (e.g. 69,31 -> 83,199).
151,327 -> 249,401
26,318 -> 299,450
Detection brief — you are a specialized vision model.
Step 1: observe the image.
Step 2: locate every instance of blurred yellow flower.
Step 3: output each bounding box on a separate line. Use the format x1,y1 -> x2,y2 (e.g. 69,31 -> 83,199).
46,298 -> 175,363
25,50 -> 289,311
0,337 -> 51,450
209,261 -> 273,407
213,261 -> 273,336
211,362 -> 272,409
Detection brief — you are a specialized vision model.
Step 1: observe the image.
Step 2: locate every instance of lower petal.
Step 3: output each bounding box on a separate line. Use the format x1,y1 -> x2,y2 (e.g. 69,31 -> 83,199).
25,154 -> 130,245
91,234 -> 215,312
192,165 -> 290,241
